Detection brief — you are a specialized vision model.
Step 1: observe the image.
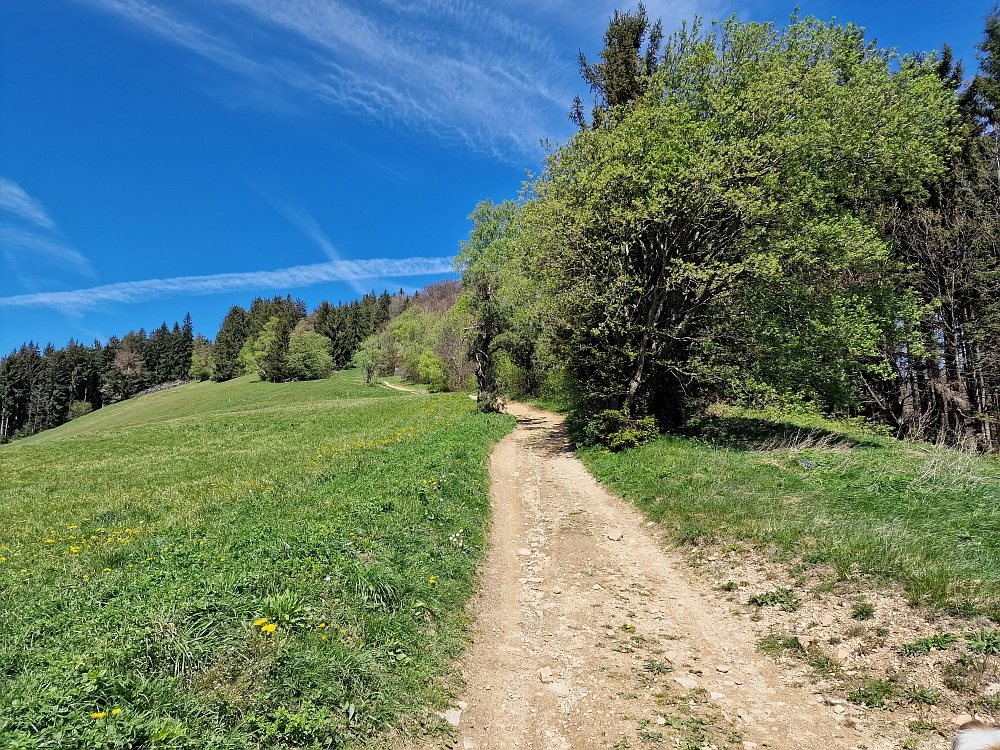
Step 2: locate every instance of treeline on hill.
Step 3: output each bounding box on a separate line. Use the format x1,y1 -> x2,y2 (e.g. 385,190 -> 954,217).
446,6 -> 1000,451
0,282 -> 467,441
0,316 -> 194,440
205,281 -> 467,388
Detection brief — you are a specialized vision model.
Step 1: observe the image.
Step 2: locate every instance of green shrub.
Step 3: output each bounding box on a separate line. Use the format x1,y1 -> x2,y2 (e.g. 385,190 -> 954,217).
417,351 -> 449,392
286,329 -> 334,380
594,409 -> 658,451
67,401 -> 94,421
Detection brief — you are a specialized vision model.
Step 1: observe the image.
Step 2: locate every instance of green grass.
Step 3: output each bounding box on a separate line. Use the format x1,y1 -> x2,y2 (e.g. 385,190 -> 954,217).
0,370 -> 514,749
578,406 -> 1000,615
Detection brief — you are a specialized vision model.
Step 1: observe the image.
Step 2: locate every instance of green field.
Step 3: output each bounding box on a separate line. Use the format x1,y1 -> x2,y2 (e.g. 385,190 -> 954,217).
0,372 -> 513,749
580,407 -> 1000,616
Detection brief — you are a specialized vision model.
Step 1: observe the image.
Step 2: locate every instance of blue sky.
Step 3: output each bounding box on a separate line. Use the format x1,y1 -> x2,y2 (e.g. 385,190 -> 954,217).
0,0 -> 992,354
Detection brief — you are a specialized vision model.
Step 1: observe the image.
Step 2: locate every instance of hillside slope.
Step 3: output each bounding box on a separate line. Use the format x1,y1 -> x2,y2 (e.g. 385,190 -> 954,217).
0,370 -> 513,749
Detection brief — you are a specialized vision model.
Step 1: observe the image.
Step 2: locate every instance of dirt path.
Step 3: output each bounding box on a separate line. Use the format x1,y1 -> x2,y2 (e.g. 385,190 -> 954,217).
382,381 -> 422,394
451,403 -> 884,750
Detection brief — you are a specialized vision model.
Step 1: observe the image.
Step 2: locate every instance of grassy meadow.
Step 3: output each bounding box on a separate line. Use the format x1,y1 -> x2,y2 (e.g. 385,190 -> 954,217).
579,407 -> 1000,616
0,371 -> 513,749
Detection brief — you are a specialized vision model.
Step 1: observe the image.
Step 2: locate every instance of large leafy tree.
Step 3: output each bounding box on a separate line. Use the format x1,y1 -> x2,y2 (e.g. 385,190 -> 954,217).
523,14 -> 957,430
455,199 -> 525,412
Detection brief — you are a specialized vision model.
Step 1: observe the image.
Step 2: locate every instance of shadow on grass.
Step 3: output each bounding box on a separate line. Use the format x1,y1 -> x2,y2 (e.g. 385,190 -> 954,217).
680,415 -> 884,452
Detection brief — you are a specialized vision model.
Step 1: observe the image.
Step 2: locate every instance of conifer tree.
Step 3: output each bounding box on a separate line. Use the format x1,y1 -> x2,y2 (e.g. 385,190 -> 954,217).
210,306 -> 249,382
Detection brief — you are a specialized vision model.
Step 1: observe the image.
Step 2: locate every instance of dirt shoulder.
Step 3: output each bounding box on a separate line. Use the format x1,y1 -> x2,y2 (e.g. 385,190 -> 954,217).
444,403 -> 897,750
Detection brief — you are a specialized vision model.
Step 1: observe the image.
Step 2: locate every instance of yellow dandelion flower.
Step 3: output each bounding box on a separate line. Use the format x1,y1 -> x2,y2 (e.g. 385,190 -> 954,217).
103,568 -> 111,572
261,623 -> 277,634
428,577 -> 436,584
321,635 -> 328,640
318,623 -> 326,628
91,712 -> 107,719
253,617 -> 269,626
70,547 -> 79,553
111,708 -> 121,715
44,539 -> 54,543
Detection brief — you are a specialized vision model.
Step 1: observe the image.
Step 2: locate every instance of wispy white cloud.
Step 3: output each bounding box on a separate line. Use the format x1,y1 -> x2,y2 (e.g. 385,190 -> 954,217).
0,178 -> 56,230
0,226 -> 94,275
78,0 -> 578,156
0,256 -> 453,310
271,202 -> 370,295
0,179 -> 94,287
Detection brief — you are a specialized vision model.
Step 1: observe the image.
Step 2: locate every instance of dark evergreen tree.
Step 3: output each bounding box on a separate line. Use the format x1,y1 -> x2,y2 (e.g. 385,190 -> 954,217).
173,312 -> 194,380
573,3 -> 662,128
246,295 -> 306,340
210,306 -> 249,382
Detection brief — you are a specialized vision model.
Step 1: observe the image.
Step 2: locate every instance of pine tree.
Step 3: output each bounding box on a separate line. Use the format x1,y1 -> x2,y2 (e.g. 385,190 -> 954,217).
210,306 -> 249,381
574,3 -> 663,127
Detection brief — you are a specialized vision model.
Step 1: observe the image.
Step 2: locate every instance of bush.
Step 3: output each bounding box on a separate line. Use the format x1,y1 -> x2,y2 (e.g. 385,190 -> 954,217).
577,409 -> 658,450
287,330 -> 334,381
67,401 -> 93,421
417,350 -> 449,392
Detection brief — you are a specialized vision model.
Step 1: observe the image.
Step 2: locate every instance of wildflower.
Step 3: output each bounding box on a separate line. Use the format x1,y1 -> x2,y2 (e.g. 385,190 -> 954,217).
103,568 -> 111,572
261,623 -> 277,634
91,712 -> 107,719
253,617 -> 269,627
321,635 -> 328,640
111,708 -> 121,715
318,623 -> 326,628
429,577 -> 436,584
44,539 -> 54,543
70,547 -> 79,553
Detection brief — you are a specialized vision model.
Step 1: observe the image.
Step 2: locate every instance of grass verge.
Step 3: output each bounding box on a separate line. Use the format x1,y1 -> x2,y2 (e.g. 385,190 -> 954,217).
0,371 -> 513,748
578,406 -> 1000,616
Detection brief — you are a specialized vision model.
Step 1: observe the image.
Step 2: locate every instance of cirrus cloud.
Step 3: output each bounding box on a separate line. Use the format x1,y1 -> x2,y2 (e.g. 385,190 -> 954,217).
0,256 -> 454,311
